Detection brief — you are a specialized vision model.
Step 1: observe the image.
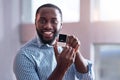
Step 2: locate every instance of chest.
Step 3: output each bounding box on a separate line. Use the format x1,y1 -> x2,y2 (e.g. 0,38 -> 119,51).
35,49 -> 57,79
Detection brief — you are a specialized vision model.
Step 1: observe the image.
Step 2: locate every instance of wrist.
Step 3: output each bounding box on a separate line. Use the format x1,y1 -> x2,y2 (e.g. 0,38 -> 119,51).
56,63 -> 68,74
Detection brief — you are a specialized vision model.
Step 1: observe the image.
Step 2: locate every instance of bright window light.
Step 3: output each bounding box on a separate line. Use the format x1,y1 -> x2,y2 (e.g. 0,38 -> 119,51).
32,0 -> 80,23
100,0 -> 120,21
91,0 -> 120,21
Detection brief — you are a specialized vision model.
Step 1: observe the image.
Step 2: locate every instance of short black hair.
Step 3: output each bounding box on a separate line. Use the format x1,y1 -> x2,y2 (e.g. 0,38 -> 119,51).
36,3 -> 62,21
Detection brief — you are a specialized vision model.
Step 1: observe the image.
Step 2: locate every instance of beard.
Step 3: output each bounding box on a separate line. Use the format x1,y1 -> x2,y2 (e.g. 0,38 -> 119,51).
36,28 -> 59,45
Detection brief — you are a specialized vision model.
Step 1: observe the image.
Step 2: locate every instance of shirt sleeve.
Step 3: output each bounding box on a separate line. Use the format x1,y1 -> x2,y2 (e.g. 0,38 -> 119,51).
13,50 -> 39,80
74,61 -> 95,80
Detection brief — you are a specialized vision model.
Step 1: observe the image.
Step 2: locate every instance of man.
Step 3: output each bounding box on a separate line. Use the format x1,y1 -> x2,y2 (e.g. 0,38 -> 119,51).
14,3 -> 94,80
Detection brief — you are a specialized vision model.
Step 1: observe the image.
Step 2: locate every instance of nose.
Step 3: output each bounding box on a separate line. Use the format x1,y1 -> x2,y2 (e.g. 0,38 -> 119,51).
44,22 -> 53,30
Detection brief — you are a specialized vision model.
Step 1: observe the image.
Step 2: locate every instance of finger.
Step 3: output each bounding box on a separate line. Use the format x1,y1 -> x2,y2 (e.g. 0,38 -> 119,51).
71,40 -> 78,48
53,41 -> 59,58
66,36 -> 69,46
72,53 -> 76,62
69,48 -> 76,62
74,38 -> 80,52
66,47 -> 73,59
74,44 -> 79,52
67,35 -> 79,48
61,46 -> 69,56
66,35 -> 74,46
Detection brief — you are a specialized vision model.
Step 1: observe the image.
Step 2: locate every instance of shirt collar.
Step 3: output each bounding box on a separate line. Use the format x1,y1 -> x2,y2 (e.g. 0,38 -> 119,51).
36,35 -> 54,48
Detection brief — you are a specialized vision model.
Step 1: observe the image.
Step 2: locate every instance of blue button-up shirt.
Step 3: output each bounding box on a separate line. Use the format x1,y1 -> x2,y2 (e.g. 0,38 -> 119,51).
13,37 -> 94,80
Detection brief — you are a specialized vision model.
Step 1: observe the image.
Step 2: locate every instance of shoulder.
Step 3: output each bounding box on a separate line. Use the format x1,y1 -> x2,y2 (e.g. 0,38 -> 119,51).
15,38 -> 40,61
19,38 -> 39,53
21,38 -> 38,49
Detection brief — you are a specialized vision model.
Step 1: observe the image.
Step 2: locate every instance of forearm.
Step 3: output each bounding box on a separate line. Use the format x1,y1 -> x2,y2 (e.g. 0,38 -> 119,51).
74,52 -> 88,73
48,65 -> 67,80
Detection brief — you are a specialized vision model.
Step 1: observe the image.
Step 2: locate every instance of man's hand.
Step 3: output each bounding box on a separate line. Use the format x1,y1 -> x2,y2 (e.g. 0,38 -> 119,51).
54,42 -> 75,72
48,41 -> 76,80
48,35 -> 88,80
66,35 -> 88,73
66,35 -> 80,52
53,35 -> 80,73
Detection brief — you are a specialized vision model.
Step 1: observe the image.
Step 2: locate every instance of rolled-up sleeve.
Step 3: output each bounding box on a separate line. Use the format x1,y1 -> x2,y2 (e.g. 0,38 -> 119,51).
74,61 -> 95,80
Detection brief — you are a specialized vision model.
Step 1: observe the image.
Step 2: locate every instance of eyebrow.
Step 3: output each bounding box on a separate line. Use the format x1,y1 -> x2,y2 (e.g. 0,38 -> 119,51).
40,17 -> 57,20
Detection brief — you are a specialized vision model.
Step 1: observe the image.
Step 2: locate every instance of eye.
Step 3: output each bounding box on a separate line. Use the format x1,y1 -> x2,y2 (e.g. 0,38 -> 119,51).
51,19 -> 58,24
39,18 -> 46,24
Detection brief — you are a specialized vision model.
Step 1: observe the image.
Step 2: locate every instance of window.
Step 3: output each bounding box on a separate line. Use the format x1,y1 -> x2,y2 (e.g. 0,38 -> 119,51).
91,0 -> 120,21
31,0 -> 80,23
94,44 -> 120,80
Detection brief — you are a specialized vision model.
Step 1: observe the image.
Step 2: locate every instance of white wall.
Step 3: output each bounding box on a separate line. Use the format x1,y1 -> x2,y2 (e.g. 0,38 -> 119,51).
0,0 -> 21,79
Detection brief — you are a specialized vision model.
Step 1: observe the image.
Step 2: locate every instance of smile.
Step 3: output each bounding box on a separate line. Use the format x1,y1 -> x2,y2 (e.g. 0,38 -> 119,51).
43,31 -> 54,38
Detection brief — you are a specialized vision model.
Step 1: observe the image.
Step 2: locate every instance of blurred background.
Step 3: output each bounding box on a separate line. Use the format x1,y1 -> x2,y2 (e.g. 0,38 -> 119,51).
0,0 -> 120,80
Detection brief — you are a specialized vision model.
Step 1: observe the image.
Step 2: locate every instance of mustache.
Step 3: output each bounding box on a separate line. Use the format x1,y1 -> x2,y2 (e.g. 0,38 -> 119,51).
41,29 -> 54,33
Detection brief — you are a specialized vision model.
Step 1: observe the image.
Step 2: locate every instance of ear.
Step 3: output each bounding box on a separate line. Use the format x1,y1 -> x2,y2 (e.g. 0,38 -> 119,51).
59,22 -> 63,31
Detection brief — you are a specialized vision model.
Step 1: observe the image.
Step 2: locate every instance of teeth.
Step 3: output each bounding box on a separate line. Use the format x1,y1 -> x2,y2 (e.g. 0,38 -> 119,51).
44,32 -> 52,34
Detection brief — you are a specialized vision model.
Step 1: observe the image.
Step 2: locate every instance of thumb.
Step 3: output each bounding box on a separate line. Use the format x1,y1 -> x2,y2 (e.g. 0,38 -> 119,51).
75,45 -> 79,53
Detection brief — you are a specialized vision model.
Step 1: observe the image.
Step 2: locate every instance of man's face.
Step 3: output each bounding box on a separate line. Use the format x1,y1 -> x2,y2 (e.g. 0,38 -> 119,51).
35,7 -> 62,45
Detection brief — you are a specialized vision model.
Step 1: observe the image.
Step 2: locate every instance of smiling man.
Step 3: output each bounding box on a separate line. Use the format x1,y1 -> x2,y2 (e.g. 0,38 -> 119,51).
13,3 -> 94,80
35,5 -> 62,45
